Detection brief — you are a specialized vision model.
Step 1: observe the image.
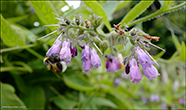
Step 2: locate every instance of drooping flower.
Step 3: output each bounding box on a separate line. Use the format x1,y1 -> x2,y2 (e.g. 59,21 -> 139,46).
150,95 -> 160,102
59,41 -> 71,63
46,39 -> 62,56
141,97 -> 148,104
129,58 -> 143,84
114,78 -> 121,88
82,57 -> 91,73
179,98 -> 185,105
142,65 -> 160,81
105,55 -> 120,73
90,48 -> 101,68
70,43 -> 77,57
135,47 -> 153,67
161,103 -> 167,109
81,45 -> 90,62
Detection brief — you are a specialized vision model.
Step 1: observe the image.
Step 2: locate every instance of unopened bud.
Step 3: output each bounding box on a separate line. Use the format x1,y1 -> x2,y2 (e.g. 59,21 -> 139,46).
85,20 -> 90,28
99,40 -> 109,53
70,43 -> 78,57
125,63 -> 130,74
95,17 -> 103,28
88,31 -> 97,36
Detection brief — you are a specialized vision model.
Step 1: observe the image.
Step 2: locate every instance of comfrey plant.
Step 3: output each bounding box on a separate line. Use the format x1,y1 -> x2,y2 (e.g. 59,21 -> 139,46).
40,14 -> 165,84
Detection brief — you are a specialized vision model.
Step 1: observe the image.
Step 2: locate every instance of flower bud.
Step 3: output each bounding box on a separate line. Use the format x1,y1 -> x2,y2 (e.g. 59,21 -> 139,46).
99,40 -> 109,53
114,78 -> 121,88
95,16 -> 103,28
70,43 -> 77,57
125,63 -> 130,74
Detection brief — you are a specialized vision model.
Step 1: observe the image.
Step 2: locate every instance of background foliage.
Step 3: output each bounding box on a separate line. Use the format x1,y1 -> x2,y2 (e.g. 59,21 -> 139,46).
1,0 -> 185,109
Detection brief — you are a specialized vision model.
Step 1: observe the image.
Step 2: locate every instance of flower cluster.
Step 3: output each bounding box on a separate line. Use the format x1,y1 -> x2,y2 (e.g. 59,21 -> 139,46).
46,38 -> 77,63
82,45 -> 101,73
41,14 -> 165,84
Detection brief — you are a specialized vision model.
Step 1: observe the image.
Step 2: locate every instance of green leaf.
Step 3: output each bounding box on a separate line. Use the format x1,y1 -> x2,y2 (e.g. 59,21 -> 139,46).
10,23 -> 37,42
180,42 -> 186,61
153,50 -> 165,59
102,1 -> 118,21
84,1 -> 112,32
19,86 -> 45,109
164,18 -> 181,50
63,73 -> 95,91
116,1 -> 131,10
91,97 -> 117,108
76,4 -> 93,20
1,82 -> 26,110
128,2 -> 186,27
12,61 -> 33,73
52,95 -> 77,109
80,94 -> 95,109
6,15 -> 28,23
120,0 -> 154,25
11,74 -> 28,94
159,1 -> 174,11
30,1 -> 58,31
1,14 -> 25,47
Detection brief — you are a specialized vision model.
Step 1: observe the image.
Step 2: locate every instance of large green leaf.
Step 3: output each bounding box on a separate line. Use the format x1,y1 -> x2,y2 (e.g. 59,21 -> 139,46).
63,73 -> 95,91
91,97 -> 117,108
30,1 -> 58,31
120,0 -> 154,25
1,83 -> 26,110
1,14 -> 25,47
102,1 -> 118,21
19,86 -> 45,109
128,1 -> 186,27
115,1 -> 131,10
84,1 -> 112,32
10,23 -> 37,42
52,95 -> 77,109
180,42 -> 186,61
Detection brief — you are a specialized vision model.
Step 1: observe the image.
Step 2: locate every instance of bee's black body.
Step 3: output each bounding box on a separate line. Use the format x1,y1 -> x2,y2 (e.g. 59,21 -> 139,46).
43,54 -> 67,79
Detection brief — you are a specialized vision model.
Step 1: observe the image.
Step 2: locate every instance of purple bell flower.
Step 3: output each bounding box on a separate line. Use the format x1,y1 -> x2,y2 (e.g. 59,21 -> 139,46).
82,57 -> 91,73
142,65 -> 160,81
150,95 -> 160,102
179,98 -> 185,105
90,48 -> 101,68
135,47 -> 153,67
141,97 -> 148,104
129,58 -> 143,84
59,41 -> 71,63
106,56 -> 119,73
46,39 -> 62,56
114,78 -> 121,88
81,45 -> 90,62
161,103 -> 167,109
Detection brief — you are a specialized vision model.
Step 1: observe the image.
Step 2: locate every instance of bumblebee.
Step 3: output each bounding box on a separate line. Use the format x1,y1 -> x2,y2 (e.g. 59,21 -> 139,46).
43,54 -> 67,80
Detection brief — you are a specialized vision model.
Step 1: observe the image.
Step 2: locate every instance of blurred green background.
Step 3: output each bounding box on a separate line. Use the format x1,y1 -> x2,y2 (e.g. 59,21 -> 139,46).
1,0 -> 185,109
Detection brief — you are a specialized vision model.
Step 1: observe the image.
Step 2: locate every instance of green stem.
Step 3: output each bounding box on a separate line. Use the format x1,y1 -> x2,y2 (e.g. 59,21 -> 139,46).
128,2 -> 186,27
0,44 -> 36,53
69,25 -> 93,31
26,48 -> 44,60
1,67 -> 28,72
